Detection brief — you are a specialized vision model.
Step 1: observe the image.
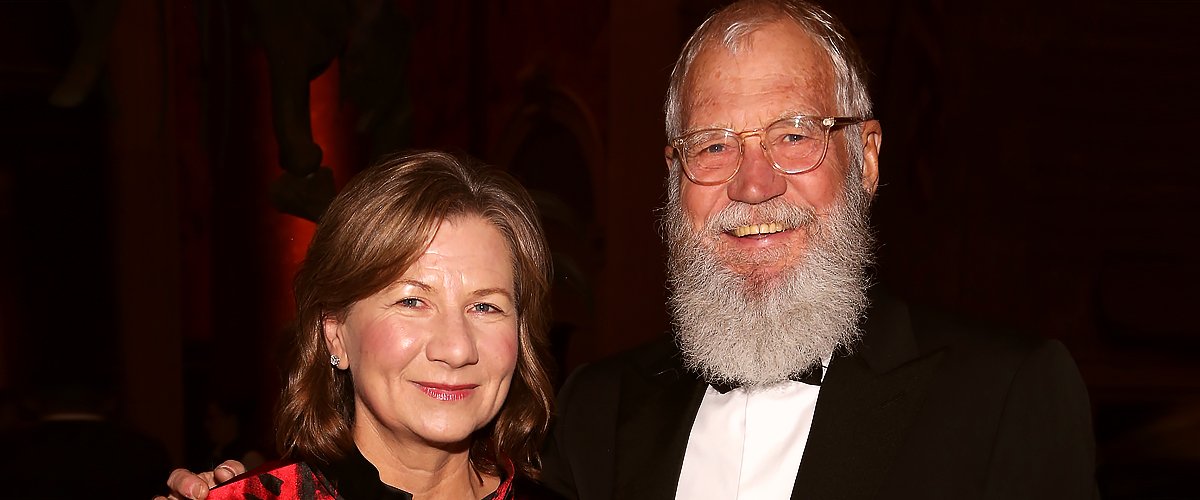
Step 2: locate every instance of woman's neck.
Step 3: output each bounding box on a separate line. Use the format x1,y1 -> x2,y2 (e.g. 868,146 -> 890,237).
354,427 -> 500,499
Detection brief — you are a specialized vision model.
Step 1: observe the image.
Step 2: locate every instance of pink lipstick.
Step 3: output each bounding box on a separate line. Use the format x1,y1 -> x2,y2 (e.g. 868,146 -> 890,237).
416,382 -> 477,401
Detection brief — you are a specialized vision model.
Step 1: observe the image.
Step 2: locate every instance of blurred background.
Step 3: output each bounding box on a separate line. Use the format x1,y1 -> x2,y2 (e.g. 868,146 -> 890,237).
0,0 -> 1196,497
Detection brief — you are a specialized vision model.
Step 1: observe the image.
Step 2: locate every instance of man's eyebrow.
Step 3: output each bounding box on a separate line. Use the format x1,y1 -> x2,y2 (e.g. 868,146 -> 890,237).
773,108 -> 822,121
687,108 -> 826,132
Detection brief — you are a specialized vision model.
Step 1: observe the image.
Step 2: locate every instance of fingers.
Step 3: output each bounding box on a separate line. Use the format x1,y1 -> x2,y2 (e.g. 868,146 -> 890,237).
162,460 -> 246,499
166,468 -> 211,500
214,459 -> 247,483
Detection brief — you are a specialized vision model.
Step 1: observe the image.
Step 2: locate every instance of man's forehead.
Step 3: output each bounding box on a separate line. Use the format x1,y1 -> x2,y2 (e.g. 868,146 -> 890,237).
693,20 -> 833,74
682,67 -> 836,130
680,21 -> 838,129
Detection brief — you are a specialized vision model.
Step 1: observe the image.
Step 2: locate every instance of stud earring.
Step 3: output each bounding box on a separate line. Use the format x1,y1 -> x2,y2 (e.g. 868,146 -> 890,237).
330,354 -> 341,367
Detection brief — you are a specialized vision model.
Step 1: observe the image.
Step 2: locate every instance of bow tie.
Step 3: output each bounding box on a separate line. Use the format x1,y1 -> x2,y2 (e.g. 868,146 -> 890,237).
709,363 -> 824,394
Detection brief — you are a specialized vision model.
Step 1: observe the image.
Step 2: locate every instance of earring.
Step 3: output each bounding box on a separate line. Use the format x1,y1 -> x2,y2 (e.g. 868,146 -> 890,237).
330,354 -> 341,367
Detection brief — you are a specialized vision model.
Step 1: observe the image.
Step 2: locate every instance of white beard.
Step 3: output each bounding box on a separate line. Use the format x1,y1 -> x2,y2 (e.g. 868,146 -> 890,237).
663,174 -> 875,388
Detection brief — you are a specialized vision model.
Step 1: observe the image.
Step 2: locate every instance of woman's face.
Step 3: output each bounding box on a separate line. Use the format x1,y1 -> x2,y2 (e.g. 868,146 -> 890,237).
325,215 -> 519,449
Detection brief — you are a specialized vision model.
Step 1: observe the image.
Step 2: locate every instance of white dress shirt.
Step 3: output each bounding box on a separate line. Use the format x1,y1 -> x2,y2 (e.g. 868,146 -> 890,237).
675,366 -> 825,499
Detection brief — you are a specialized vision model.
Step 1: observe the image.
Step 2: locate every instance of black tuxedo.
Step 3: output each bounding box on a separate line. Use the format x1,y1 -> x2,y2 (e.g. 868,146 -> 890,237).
539,295 -> 1098,499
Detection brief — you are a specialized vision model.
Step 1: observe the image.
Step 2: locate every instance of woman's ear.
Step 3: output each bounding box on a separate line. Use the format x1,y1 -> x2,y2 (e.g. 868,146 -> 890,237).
324,315 -> 349,369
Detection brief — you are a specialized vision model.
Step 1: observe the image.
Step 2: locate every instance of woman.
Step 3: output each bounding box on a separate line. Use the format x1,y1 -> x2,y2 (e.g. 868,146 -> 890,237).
196,151 -> 554,499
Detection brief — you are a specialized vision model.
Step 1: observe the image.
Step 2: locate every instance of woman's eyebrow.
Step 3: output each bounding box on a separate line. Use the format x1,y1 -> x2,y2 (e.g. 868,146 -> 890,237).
471,287 -> 514,300
390,278 -> 433,292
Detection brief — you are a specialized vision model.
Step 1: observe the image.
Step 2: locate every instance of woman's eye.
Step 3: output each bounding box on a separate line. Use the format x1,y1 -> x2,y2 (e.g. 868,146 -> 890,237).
471,302 -> 502,314
397,297 -> 424,308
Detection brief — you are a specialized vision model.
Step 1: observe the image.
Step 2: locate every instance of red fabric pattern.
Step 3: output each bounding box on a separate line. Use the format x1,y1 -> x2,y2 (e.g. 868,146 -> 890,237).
205,459 -> 517,499
206,462 -> 338,500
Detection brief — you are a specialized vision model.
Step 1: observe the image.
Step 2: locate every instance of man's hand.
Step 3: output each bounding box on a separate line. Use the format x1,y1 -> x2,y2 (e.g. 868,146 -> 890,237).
153,460 -> 246,500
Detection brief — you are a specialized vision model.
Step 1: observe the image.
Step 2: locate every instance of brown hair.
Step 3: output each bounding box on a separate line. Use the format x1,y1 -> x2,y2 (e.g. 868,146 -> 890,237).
275,151 -> 554,480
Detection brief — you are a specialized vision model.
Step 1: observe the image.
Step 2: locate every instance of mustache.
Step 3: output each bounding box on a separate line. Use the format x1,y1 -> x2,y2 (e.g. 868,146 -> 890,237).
703,198 -> 819,234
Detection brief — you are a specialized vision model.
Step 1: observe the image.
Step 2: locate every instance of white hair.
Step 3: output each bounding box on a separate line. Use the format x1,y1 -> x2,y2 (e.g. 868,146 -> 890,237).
662,165 -> 875,387
663,0 -> 873,165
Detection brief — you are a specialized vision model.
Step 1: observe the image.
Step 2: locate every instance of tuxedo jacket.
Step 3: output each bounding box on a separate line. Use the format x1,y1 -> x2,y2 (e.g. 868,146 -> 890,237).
538,295 -> 1098,499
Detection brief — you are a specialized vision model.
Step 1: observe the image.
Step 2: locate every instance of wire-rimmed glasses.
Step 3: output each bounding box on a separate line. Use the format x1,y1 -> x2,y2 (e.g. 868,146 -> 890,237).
668,115 -> 866,186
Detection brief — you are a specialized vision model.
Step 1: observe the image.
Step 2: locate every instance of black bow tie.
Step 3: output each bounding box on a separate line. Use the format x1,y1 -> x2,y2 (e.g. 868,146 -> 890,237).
709,363 -> 824,394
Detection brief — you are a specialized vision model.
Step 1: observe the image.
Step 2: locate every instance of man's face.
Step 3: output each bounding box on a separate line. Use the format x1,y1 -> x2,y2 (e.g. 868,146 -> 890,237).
669,20 -> 880,284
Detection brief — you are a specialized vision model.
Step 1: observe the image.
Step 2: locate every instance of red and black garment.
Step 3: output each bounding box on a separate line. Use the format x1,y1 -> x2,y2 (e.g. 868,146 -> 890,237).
206,447 -> 514,500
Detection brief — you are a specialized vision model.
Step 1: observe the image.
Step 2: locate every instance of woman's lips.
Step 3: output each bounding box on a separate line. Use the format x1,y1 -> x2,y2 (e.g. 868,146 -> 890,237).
416,382 -> 478,401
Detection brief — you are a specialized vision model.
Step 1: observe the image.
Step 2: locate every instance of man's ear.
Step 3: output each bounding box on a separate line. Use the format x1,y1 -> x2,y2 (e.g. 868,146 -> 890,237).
324,315 -> 349,369
859,119 -> 882,196
664,146 -> 677,171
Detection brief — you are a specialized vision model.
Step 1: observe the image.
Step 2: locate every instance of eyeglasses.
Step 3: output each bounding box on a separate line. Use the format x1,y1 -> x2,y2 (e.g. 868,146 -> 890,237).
668,115 -> 866,186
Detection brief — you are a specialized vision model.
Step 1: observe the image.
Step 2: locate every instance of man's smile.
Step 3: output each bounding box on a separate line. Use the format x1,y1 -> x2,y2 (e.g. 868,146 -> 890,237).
728,222 -> 787,237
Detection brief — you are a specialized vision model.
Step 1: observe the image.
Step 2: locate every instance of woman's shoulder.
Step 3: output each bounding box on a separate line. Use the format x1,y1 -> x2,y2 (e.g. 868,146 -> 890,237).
206,460 -> 339,500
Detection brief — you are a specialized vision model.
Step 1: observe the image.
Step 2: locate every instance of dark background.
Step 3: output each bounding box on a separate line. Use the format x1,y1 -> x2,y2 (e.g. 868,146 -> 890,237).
0,0 -> 1196,497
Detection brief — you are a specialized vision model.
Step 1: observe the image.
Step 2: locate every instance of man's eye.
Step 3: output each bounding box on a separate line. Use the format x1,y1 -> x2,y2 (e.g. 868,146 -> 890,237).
780,133 -> 810,143
695,142 -> 729,155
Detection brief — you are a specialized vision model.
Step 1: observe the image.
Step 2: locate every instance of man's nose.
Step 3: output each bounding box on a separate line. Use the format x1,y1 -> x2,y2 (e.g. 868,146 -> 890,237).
726,137 -> 786,204
426,313 -> 480,368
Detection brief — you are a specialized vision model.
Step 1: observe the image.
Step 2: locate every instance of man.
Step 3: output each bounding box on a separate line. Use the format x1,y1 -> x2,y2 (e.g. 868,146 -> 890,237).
165,1 -> 1097,498
537,1 -> 1096,498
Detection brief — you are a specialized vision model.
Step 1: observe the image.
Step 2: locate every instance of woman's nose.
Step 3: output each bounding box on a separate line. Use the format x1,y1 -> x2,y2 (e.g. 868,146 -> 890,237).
425,313 -> 480,368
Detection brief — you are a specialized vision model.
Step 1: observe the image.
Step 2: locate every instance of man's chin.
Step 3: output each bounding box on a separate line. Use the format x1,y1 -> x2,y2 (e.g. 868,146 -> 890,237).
717,253 -> 798,292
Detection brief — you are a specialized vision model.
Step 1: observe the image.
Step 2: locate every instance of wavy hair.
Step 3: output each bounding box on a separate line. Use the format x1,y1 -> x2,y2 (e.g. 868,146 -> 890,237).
275,151 -> 554,480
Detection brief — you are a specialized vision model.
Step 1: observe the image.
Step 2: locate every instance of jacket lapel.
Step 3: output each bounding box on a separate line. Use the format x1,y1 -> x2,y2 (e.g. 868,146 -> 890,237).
791,295 -> 944,500
613,347 -> 707,500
